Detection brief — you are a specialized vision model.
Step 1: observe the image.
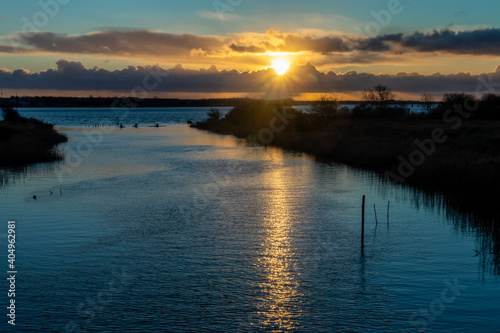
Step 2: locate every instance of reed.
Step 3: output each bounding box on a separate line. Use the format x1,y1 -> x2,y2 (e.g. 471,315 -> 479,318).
0,107 -> 68,166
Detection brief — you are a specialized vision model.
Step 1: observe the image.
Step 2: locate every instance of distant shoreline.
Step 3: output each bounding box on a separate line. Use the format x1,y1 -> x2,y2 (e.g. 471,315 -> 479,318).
2,96 -> 429,108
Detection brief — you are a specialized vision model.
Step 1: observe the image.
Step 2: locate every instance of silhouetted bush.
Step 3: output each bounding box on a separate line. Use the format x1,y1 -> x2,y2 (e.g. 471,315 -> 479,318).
0,106 -> 67,166
207,108 -> 222,120
426,107 -> 446,119
477,93 -> 500,119
1,106 -> 21,122
351,102 -> 373,118
428,93 -> 477,119
442,92 -> 476,107
310,95 -> 341,120
285,111 -> 313,132
378,102 -> 410,118
224,100 -> 279,130
351,100 -> 409,118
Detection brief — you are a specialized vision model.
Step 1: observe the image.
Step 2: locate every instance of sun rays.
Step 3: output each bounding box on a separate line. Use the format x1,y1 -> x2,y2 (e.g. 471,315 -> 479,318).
271,58 -> 291,75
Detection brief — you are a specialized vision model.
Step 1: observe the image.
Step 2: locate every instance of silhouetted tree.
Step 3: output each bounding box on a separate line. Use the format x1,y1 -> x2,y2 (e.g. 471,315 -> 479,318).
357,84 -> 404,117
420,92 -> 435,114
310,95 -> 341,120
362,84 -> 396,111
442,92 -> 476,108
443,92 -> 477,112
429,92 -> 477,119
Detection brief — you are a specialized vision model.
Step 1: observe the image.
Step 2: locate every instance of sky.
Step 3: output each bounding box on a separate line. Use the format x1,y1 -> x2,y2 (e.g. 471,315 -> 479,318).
0,0 -> 499,99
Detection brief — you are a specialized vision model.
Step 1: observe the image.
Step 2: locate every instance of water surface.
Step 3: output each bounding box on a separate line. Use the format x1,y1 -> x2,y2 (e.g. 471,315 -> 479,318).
0,108 -> 498,332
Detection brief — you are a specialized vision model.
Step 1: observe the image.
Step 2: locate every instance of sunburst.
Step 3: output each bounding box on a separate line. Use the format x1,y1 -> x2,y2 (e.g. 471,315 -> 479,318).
271,58 -> 291,75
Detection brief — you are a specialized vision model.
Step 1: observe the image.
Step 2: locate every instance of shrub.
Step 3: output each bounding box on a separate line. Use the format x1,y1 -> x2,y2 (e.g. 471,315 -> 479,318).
224,100 -> 276,129
381,101 -> 410,118
310,95 -> 341,120
442,92 -> 476,110
1,106 -> 21,122
477,93 -> 500,119
430,92 -> 477,119
352,102 -> 374,118
207,108 -> 222,120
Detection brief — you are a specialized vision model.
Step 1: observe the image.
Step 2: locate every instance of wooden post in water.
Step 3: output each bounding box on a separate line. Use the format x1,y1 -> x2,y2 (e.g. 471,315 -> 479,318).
374,204 -> 378,225
361,195 -> 365,247
387,201 -> 390,228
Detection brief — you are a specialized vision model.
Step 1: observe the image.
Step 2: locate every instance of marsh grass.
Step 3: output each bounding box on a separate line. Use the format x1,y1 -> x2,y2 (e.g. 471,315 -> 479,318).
0,107 -> 68,166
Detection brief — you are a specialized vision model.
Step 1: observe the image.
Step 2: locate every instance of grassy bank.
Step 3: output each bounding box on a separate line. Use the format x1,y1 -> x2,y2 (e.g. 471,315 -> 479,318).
0,107 -> 68,166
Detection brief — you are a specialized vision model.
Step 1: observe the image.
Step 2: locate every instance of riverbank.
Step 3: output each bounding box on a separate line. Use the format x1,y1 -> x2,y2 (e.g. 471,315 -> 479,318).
194,103 -> 500,221
0,110 -> 68,166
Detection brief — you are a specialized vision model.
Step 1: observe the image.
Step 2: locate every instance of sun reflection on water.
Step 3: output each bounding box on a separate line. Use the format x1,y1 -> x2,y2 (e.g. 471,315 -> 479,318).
256,149 -> 303,331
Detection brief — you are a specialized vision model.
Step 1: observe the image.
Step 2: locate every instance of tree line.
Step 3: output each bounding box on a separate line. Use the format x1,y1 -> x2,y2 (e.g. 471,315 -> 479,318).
309,84 -> 500,120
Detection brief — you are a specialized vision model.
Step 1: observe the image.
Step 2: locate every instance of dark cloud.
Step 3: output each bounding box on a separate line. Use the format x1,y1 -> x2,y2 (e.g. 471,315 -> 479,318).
0,45 -> 17,53
2,28 -> 500,58
1,60 -> 498,96
230,28 -> 500,56
281,35 -> 350,53
229,31 -> 389,54
391,28 -> 500,55
9,30 -> 223,56
229,43 -> 267,53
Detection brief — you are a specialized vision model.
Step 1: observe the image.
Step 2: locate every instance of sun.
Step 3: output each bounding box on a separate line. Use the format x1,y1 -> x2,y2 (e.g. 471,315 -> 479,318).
271,58 -> 291,75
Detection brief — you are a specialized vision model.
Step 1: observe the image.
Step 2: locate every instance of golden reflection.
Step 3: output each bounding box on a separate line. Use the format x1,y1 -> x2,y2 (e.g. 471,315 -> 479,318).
256,148 -> 302,331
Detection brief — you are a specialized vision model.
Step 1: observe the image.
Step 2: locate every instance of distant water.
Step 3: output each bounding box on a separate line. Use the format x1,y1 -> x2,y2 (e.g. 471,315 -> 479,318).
0,108 -> 498,332
16,107 -> 234,127
298,103 -> 436,114
15,104 -> 434,128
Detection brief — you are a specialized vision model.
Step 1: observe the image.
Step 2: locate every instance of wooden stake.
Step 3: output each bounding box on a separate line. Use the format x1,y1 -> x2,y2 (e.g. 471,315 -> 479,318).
361,195 -> 365,247
374,204 -> 378,225
387,201 -> 390,228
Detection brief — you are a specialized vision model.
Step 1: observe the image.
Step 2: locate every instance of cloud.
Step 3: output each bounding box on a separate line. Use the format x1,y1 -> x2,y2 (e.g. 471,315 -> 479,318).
387,28 -> 500,55
1,60 -> 498,96
228,28 -> 500,56
0,45 -> 18,53
229,43 -> 267,53
1,27 -> 500,65
229,29 -> 390,54
8,30 -> 224,56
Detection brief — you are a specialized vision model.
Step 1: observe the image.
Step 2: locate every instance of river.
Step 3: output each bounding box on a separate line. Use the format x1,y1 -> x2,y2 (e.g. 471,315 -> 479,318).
0,107 -> 498,332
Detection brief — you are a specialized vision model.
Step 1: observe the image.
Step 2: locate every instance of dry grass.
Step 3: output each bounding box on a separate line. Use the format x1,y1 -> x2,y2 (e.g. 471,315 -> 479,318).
0,118 -> 68,166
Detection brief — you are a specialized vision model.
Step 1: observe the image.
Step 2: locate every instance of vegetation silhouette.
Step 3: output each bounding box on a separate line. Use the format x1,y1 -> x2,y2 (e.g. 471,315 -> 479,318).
0,105 -> 68,166
310,95 -> 348,122
420,92 -> 435,114
207,108 -> 222,121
